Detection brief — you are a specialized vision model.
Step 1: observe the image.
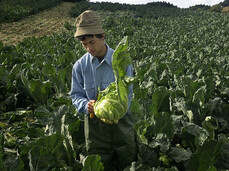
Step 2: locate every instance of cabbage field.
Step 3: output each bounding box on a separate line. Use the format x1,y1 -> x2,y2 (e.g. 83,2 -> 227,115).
0,1 -> 229,170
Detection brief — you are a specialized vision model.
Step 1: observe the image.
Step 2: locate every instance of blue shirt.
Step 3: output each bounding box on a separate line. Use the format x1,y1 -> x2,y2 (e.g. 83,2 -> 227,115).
70,44 -> 133,115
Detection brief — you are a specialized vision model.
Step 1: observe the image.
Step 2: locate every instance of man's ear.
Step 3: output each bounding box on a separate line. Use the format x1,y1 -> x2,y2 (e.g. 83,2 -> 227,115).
102,33 -> 105,40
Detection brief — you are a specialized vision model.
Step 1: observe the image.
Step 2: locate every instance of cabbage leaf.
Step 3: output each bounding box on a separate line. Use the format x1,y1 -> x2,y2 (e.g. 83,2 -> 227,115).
94,36 -> 133,124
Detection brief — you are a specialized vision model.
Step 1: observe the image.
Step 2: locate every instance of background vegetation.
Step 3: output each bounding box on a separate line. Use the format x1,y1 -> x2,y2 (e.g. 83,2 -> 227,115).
1,0 -> 229,23
0,0 -> 62,23
0,0 -> 229,170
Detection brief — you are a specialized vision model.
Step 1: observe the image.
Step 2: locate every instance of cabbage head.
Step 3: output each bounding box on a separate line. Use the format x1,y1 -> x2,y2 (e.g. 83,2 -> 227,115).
94,36 -> 133,124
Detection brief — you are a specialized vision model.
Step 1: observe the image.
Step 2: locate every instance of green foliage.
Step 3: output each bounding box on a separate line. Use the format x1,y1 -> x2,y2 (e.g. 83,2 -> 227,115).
1,1 -> 229,170
19,134 -> 77,170
189,135 -> 229,171
210,4 -> 223,12
21,76 -> 53,105
68,1 -> 187,19
0,32 -> 86,169
0,0 -> 62,23
146,1 -> 177,8
220,0 -> 229,7
94,37 -> 133,123
189,4 -> 211,10
82,155 -> 104,171
68,1 -> 91,17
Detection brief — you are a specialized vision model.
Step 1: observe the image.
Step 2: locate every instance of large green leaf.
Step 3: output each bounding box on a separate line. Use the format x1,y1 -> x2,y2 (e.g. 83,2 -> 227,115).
82,155 -> 104,171
30,79 -> 52,105
188,136 -> 229,171
94,37 -> 134,123
34,105 -> 53,125
145,112 -> 174,152
216,142 -> 229,169
123,161 -> 152,171
202,116 -> 218,140
112,36 -> 132,104
153,112 -> 174,140
215,134 -> 229,169
149,86 -> 170,115
112,36 -> 132,79
183,122 -> 208,147
41,62 -> 56,77
19,134 -> 76,170
2,154 -> 24,171
192,86 -> 206,107
21,75 -> 53,105
0,65 -> 8,83
168,147 -> 192,162
149,133 -> 170,152
134,120 -> 150,144
138,143 -> 160,167
49,65 -> 72,95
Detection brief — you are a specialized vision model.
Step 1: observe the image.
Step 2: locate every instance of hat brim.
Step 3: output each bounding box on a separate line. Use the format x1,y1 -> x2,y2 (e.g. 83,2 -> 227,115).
74,27 -> 105,37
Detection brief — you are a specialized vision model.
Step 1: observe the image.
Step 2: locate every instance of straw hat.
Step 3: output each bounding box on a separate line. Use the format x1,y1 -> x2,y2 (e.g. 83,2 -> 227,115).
74,10 -> 105,37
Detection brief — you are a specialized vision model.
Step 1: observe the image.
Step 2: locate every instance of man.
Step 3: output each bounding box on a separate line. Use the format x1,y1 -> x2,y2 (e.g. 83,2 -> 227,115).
70,10 -> 137,170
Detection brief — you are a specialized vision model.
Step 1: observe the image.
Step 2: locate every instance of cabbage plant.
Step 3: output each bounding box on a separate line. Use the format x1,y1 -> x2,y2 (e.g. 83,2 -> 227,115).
94,36 -> 133,124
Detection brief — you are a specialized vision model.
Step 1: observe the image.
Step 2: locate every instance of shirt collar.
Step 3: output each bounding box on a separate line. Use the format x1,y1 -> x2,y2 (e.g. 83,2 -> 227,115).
90,44 -> 113,66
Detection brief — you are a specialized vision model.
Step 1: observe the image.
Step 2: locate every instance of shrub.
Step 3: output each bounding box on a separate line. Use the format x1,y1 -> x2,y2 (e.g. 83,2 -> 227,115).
220,0 -> 229,7
210,4 -> 223,12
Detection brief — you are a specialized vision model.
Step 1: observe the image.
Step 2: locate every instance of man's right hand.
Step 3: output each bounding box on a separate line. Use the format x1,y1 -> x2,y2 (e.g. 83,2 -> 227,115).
87,100 -> 96,114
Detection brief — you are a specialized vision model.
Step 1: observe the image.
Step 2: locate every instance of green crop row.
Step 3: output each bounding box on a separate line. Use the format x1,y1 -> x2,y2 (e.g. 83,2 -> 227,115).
0,2 -> 229,170
0,0 -> 62,23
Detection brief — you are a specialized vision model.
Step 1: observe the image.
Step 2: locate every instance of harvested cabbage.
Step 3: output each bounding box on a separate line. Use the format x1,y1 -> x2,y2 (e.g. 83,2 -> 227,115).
94,36 -> 133,124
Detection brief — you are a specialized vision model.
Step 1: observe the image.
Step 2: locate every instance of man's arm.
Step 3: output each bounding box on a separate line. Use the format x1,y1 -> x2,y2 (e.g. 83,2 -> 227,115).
70,63 -> 89,114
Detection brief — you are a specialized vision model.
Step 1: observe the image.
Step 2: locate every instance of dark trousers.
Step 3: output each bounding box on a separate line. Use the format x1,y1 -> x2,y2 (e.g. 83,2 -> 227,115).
84,113 -> 137,171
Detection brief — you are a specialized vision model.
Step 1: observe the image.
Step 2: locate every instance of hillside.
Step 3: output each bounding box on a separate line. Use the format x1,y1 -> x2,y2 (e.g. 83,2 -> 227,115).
222,6 -> 229,13
0,2 -> 228,45
0,2 -> 75,45
0,1 -> 229,170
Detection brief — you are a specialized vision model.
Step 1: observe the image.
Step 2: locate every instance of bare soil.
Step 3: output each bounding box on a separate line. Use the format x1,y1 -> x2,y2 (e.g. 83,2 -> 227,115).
0,2 -> 76,45
222,7 -> 229,13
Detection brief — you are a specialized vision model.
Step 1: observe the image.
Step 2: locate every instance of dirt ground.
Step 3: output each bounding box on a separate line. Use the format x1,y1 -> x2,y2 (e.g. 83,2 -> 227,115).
222,6 -> 229,13
0,2 -> 76,45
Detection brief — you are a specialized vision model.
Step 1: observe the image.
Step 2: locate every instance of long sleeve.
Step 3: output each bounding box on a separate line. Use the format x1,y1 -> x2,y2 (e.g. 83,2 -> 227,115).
70,62 -> 89,114
70,45 -> 133,115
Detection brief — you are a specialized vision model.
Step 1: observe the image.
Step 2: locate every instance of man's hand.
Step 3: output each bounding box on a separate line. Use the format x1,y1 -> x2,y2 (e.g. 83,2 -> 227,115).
87,100 -> 96,115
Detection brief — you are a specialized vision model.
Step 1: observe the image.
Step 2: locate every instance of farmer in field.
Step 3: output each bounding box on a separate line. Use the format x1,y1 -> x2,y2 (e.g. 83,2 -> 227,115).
70,10 -> 137,170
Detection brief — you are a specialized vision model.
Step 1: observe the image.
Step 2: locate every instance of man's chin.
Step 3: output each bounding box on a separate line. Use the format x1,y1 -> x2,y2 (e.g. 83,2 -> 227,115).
90,51 -> 96,56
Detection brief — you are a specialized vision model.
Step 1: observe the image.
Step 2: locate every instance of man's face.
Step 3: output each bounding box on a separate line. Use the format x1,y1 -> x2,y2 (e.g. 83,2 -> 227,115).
80,35 -> 106,58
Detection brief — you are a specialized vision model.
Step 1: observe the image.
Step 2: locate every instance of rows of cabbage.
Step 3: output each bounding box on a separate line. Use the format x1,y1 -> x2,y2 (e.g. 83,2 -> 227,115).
128,11 -> 229,171
0,5 -> 229,171
0,0 -> 62,23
